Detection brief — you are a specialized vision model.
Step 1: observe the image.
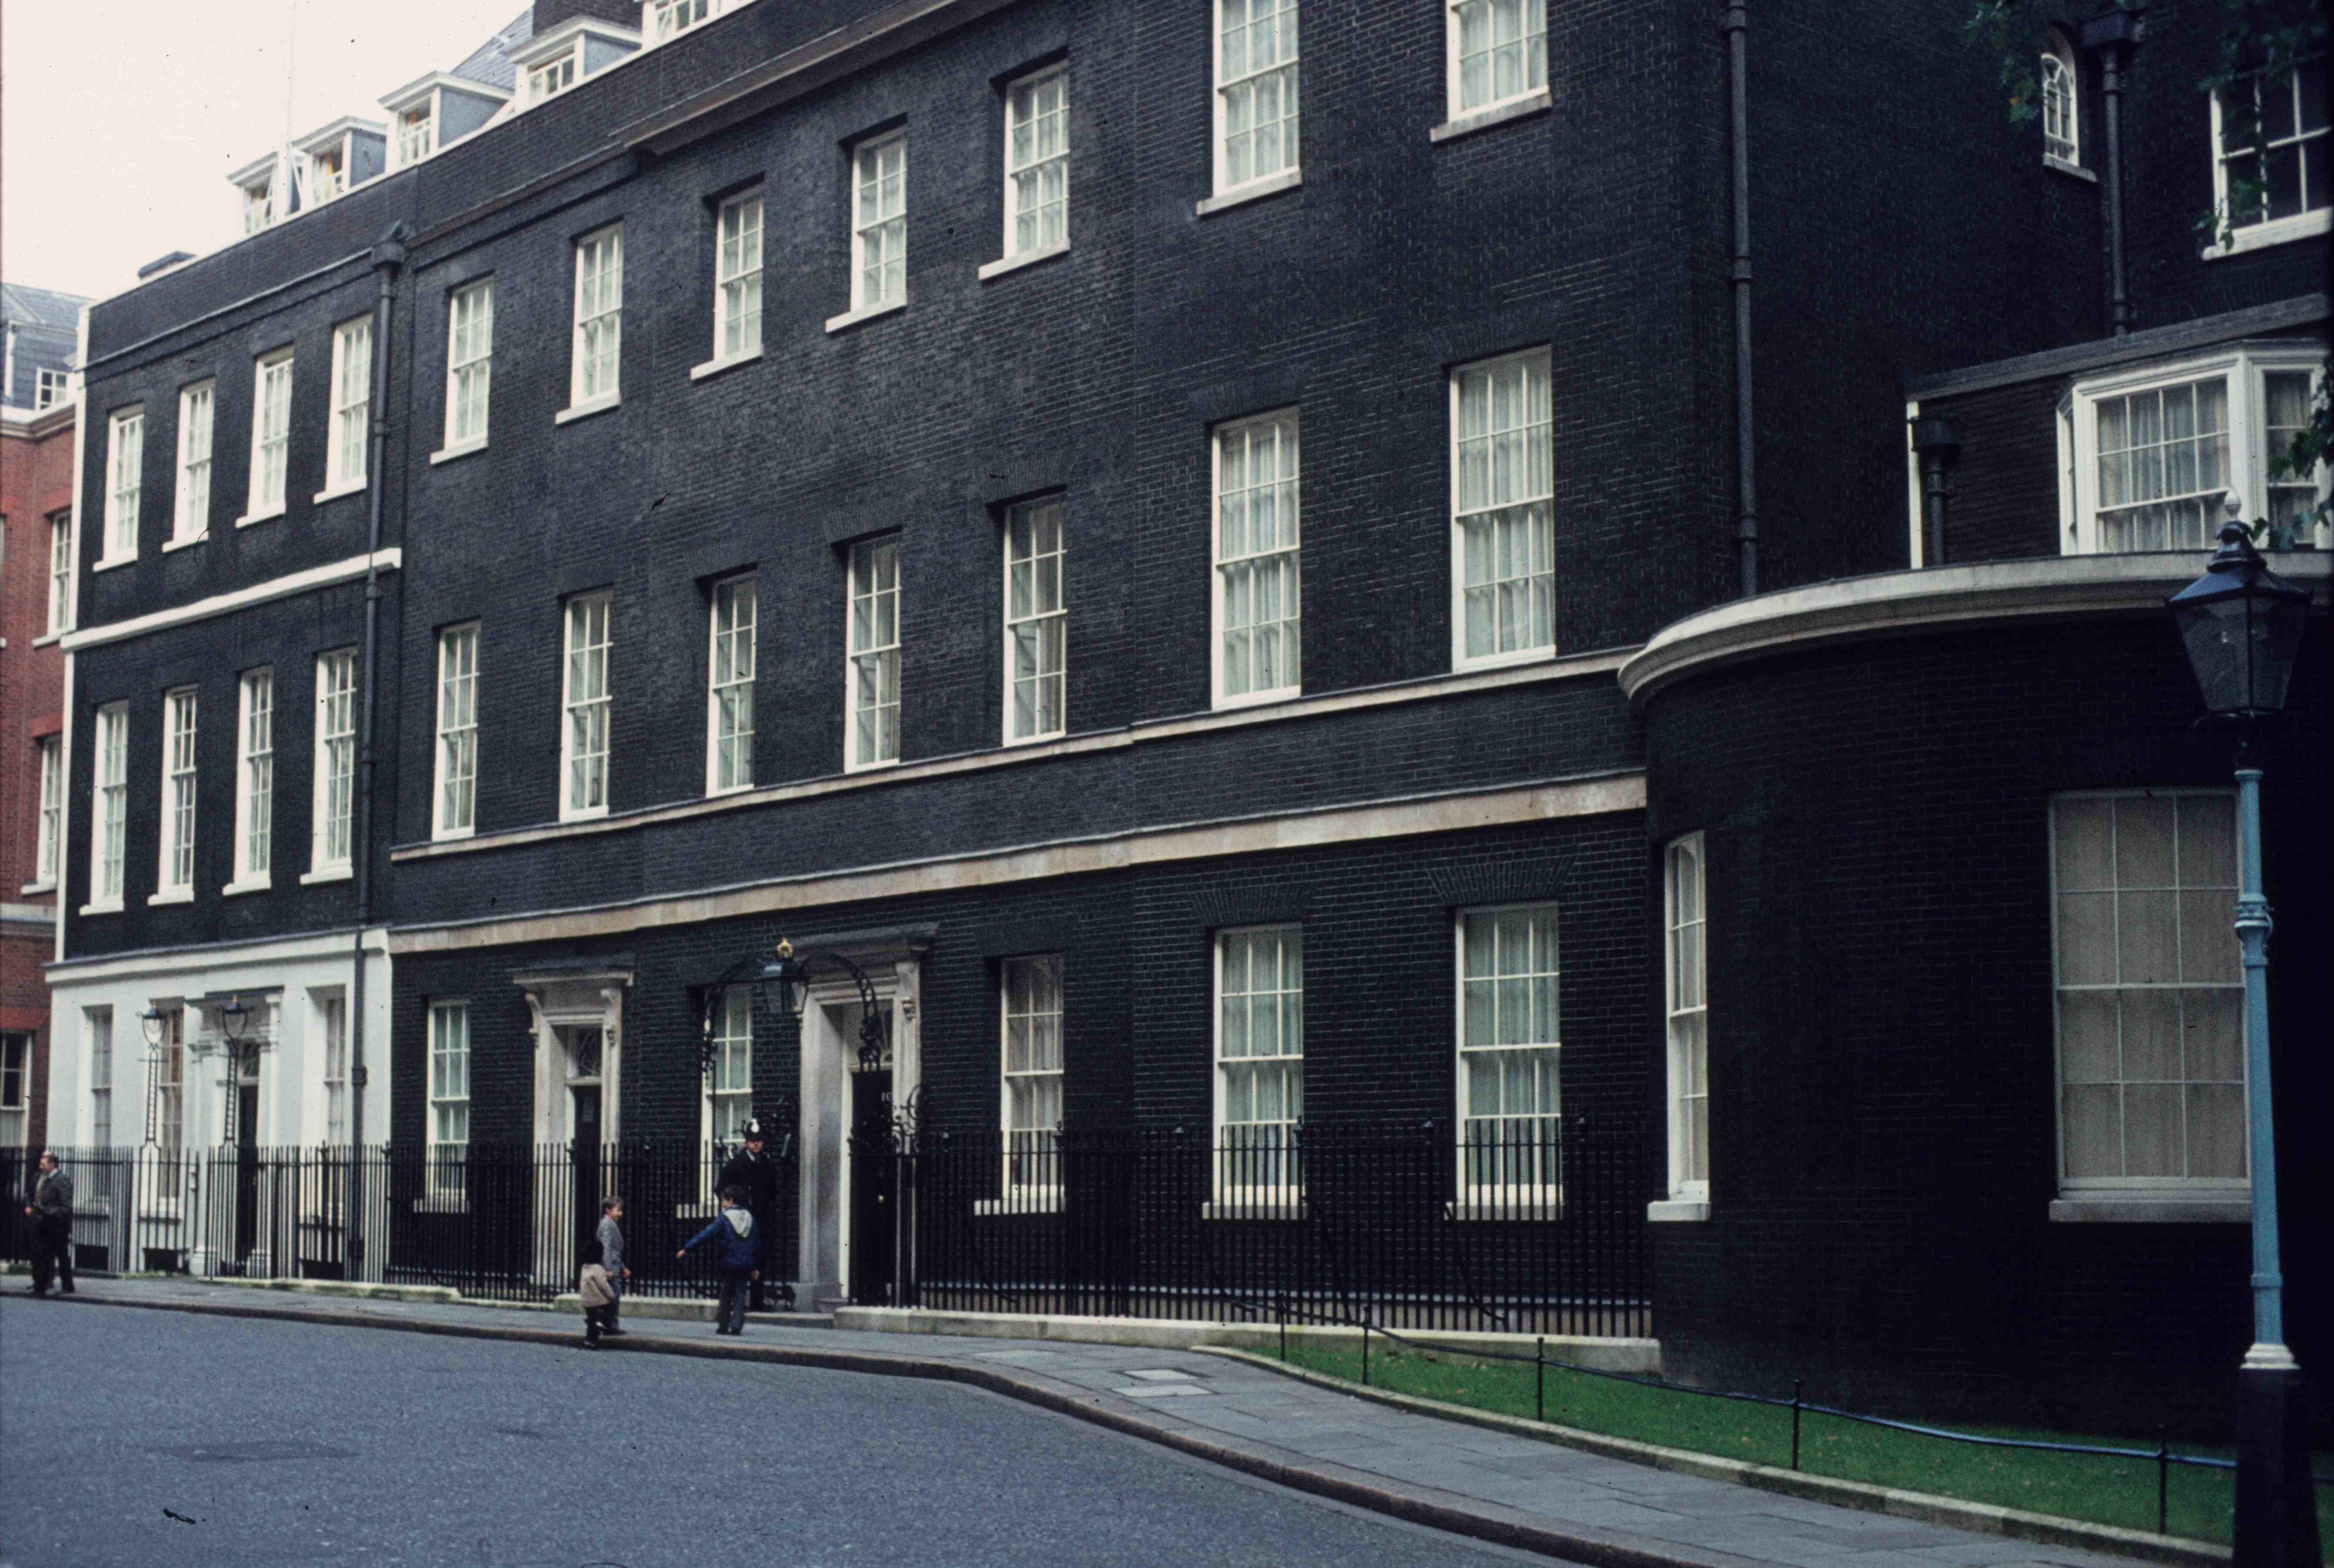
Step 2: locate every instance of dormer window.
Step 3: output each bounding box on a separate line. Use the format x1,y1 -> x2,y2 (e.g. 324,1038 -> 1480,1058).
398,105 -> 434,165
310,145 -> 346,201
243,180 -> 274,235
530,50 -> 578,102
651,0 -> 712,38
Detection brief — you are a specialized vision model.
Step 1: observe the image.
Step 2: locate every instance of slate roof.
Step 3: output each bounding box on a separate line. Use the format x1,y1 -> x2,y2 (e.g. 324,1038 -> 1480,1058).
450,9 -> 535,94
1,282 -> 88,412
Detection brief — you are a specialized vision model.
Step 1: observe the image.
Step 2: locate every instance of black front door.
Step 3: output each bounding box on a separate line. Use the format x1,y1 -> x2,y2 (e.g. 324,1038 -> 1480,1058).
849,1071 -> 895,1304
571,1086 -> 602,1247
233,1079 -> 260,1267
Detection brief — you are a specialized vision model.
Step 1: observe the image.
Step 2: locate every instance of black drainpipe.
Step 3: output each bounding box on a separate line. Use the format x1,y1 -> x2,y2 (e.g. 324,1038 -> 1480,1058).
1722,0 -> 1758,596
346,222 -> 408,1272
2082,4 -> 2143,335
1911,417 -> 1963,567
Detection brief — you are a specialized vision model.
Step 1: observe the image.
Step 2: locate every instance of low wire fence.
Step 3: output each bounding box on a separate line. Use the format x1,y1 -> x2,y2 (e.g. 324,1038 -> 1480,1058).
853,1120 -> 1650,1336
2,1142 -> 793,1305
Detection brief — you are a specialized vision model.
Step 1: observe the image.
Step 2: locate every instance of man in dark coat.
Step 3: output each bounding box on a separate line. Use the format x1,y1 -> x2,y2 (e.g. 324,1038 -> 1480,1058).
21,1151 -> 74,1297
717,1120 -> 783,1311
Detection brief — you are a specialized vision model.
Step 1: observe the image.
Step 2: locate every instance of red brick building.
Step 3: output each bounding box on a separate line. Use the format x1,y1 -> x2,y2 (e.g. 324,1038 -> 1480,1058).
2,282 -> 86,1152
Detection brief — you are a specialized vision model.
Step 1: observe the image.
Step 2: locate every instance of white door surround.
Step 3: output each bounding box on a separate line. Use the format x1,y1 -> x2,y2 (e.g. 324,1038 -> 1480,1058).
514,967 -> 630,1150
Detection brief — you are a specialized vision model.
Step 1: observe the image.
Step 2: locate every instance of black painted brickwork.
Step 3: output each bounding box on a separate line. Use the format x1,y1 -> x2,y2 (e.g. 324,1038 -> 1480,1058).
1642,616 -> 2332,1438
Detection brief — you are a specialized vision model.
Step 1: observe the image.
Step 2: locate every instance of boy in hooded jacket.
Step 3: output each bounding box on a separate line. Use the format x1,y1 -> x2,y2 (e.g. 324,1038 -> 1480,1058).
677,1184 -> 762,1335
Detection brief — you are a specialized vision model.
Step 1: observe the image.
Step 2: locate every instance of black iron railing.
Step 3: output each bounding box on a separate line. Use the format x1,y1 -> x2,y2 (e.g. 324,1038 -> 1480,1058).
850,1121 -> 1651,1336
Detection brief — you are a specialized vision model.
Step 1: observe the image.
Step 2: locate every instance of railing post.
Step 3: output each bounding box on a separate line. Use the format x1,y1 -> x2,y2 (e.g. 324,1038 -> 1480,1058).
1537,1336 -> 1546,1424
1361,1319 -> 1370,1387
1791,1378 -> 1803,1471
2157,1426 -> 2169,1536
1279,1293 -> 1287,1362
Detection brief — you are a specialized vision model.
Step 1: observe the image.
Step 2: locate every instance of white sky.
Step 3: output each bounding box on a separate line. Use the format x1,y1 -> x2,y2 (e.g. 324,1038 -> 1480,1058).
3,0 -> 526,305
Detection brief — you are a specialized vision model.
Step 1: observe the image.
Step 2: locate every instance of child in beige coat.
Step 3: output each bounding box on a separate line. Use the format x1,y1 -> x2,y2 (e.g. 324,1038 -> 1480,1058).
579,1236 -> 619,1348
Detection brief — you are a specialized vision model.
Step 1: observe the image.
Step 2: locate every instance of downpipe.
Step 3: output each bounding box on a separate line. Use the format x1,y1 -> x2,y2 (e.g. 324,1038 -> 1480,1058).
1722,0 -> 1757,597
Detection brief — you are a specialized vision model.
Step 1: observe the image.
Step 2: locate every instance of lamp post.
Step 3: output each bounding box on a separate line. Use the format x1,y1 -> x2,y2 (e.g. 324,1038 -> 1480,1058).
2165,514 -> 2317,1568
140,1007 -> 168,1146
188,996 -> 267,1143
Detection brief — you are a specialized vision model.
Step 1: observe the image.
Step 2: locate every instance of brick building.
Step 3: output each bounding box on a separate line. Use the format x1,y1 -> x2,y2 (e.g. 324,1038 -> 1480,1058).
2,281 -> 87,1154
43,0 -> 2328,1433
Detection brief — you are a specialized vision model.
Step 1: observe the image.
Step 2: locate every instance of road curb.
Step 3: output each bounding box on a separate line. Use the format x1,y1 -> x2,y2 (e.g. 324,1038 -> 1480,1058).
47,1291 -> 1786,1568
1195,1348 -> 2230,1568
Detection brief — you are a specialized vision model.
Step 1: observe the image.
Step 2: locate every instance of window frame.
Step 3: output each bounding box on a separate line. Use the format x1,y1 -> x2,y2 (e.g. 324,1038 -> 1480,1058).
528,47 -> 578,103
232,668 -> 274,890
705,575 -> 757,796
173,381 -> 214,545
650,0 -> 715,40
1664,833 -> 1708,1204
443,280 -> 494,453
310,649 -> 358,876
427,1001 -> 471,1196
2208,60 -> 2331,253
1445,0 -> 1548,122
2062,344 -> 2331,555
569,226 -> 624,412
0,1033 -> 24,1148
1002,496 -> 1067,745
1002,65 -> 1070,260
999,953 -> 1065,1198
151,1004 -> 186,1154
322,316 -> 373,497
1212,0 -> 1302,196
87,1007 -> 114,1150
89,702 -> 129,911
242,178 -> 275,236
1212,924 -> 1305,1207
1210,408 -> 1303,709
35,366 -> 68,410
2041,34 -> 2081,169
845,537 -> 902,772
102,406 -> 143,564
435,624 -> 480,839
850,131 -> 908,315
2048,789 -> 2250,1198
561,592 -> 613,820
317,991 -> 350,1145
245,349 -> 293,523
713,190 -> 765,364
47,510 -> 73,633
34,736 -> 63,889
1453,903 -> 1563,1210
1449,347 -> 1557,670
701,987 -> 753,1159
154,686 -> 199,900
396,103 -> 435,167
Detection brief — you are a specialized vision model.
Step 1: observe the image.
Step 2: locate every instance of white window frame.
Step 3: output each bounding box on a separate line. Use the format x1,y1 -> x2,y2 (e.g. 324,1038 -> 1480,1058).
2063,344 -> 2331,555
87,1008 -> 114,1150
89,702 -> 129,911
320,991 -> 350,1145
1212,925 -> 1304,1207
397,103 -> 435,167
1446,0 -> 1548,121
35,366 -> 68,410
569,226 -> 623,413
242,178 -> 275,236
650,0 -> 715,40
308,143 -> 347,203
2207,60 -> 2331,255
713,191 -> 764,364
706,576 -> 756,796
846,538 -> 901,772
1213,0 -> 1301,196
850,132 -> 908,315
231,669 -> 274,891
153,1006 -> 186,1155
428,1002 -> 471,1196
1003,67 -> 1069,260
561,592 -> 613,819
1211,409 -> 1302,709
702,987 -> 752,1156
1454,904 -> 1562,1210
2049,790 -> 2250,1200
245,350 -> 293,523
1450,348 -> 1556,669
1663,834 -> 1708,1205
1003,497 -> 1067,744
310,650 -> 357,876
153,687 -> 198,901
435,624 -> 479,839
173,382 -> 214,546
34,736 -> 63,889
47,511 -> 73,633
2041,35 -> 2080,169
102,407 -> 142,564
443,280 -> 494,453
1001,954 -> 1065,1198
529,47 -> 578,103
320,318 -> 373,499
0,1034 -> 24,1149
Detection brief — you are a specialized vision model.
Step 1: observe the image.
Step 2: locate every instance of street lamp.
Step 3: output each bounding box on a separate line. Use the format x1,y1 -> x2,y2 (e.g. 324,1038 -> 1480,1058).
698,939 -> 890,1080
187,995 -> 270,1142
2165,513 -> 2318,1568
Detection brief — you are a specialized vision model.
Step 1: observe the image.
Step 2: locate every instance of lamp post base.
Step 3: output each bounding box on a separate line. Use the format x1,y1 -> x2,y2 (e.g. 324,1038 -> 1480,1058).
2235,1349 -> 2321,1567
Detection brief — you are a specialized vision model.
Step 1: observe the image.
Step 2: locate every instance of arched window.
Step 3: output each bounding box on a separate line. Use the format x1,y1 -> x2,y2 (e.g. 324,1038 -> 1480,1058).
2041,36 -> 2080,166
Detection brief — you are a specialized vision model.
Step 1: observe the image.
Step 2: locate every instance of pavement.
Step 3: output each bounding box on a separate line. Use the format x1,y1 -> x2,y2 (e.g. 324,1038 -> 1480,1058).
4,1276 -> 2174,1568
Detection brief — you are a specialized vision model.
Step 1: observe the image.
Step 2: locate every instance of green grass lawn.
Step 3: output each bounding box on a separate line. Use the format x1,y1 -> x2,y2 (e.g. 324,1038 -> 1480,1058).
1275,1338 -> 2334,1547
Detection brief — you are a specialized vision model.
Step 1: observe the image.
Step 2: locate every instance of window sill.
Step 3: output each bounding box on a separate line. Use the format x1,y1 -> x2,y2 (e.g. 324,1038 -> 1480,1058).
1201,1201 -> 1307,1221
93,555 -> 136,574
146,888 -> 195,907
2048,1197 -> 2250,1224
825,298 -> 906,336
1430,89 -> 1553,144
432,825 -> 475,844
2203,208 -> 2331,259
78,901 -> 123,917
2043,154 -> 2096,183
221,877 -> 271,897
312,481 -> 366,506
1212,684 -> 1302,713
978,243 -> 1070,283
703,782 -> 754,800
429,440 -> 487,467
33,631 -> 64,648
559,805 -> 610,824
690,346 -> 763,382
162,533 -> 207,554
1444,1199 -> 1562,1222
299,866 -> 353,886
842,756 -> 901,777
974,1194 -> 1064,1216
236,505 -> 286,529
1646,1198 -> 1710,1223
20,880 -> 57,896
554,395 -> 620,426
1196,168 -> 1302,218
1455,645 -> 1558,676
1002,728 -> 1067,749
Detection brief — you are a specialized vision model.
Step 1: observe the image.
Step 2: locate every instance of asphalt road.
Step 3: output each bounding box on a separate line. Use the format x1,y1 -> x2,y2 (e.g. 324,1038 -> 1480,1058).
0,1300 -> 1545,1568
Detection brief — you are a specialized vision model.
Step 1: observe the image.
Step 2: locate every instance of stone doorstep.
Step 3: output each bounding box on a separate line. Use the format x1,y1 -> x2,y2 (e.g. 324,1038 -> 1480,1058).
1197,1348 -> 2235,1568
830,1305 -> 1662,1375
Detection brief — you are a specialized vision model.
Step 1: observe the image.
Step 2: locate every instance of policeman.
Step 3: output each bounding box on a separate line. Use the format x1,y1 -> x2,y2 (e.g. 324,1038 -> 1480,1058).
717,1120 -> 783,1312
